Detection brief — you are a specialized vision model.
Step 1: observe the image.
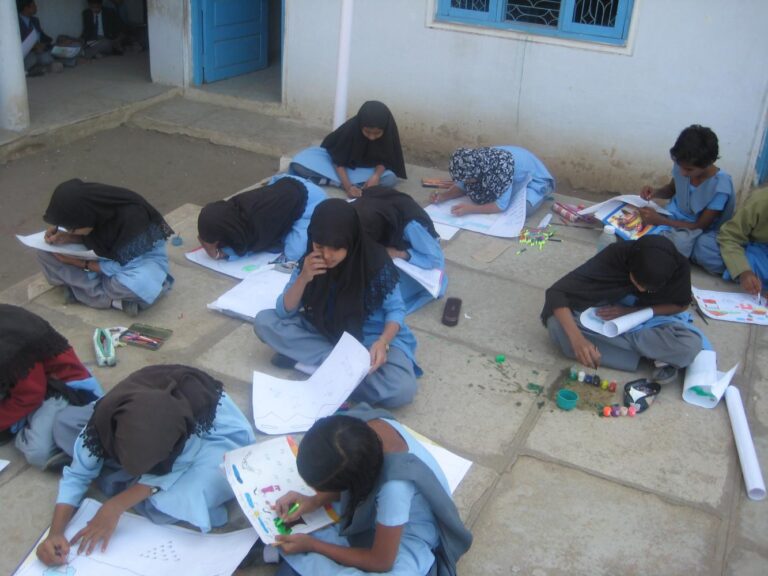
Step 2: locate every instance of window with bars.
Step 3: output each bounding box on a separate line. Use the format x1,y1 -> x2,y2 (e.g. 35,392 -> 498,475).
437,0 -> 634,45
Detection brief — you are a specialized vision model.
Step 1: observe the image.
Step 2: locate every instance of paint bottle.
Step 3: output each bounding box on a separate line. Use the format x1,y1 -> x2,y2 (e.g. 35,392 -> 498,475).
569,365 -> 579,380
596,225 -> 617,253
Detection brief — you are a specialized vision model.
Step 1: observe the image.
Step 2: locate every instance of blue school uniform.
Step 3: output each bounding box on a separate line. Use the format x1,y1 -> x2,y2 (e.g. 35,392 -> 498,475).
98,240 -> 171,304
399,221 -> 447,315
56,394 -> 255,533
289,146 -> 398,190
281,418 -> 450,575
494,146 -> 555,211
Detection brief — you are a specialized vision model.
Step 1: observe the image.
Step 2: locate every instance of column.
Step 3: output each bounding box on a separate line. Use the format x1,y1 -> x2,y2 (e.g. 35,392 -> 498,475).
0,0 -> 30,131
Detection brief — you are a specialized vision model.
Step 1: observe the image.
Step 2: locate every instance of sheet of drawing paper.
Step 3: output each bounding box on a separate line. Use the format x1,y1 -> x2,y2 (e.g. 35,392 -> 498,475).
425,185 -> 527,239
224,437 -> 339,545
251,332 -> 370,434
579,307 -> 653,338
692,287 -> 768,326
12,498 -> 257,576
433,222 -> 460,241
682,349 -> 738,409
402,427 -> 473,494
207,268 -> 290,321
16,231 -> 99,260
393,258 -> 443,298
185,247 -> 274,279
577,195 -> 671,219
0,459 -> 9,473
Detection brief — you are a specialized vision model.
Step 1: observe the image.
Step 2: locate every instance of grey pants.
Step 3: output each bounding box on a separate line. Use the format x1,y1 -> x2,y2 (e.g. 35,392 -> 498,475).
37,251 -> 140,309
16,399 -> 93,467
24,50 -> 53,71
290,162 -> 398,189
254,310 -> 417,408
83,37 -> 116,58
546,315 -> 702,371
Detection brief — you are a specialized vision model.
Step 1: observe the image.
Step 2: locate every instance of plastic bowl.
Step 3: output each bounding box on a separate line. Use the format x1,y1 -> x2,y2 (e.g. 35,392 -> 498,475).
556,388 -> 579,411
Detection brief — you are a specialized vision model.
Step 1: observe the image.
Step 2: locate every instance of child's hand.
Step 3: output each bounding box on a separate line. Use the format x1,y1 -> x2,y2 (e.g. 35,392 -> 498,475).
275,534 -> 316,555
637,207 -> 663,226
640,186 -> 655,201
273,491 -> 315,521
299,251 -> 328,283
71,500 -> 123,555
596,305 -> 634,320
346,185 -> 363,198
36,534 -> 70,566
450,203 -> 474,217
571,334 -> 601,368
364,173 -> 380,189
369,340 -> 389,374
739,271 -> 762,296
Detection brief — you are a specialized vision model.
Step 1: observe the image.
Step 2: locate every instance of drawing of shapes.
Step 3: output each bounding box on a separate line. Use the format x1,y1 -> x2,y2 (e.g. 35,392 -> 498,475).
738,303 -> 754,310
703,299 -> 717,304
260,484 -> 280,494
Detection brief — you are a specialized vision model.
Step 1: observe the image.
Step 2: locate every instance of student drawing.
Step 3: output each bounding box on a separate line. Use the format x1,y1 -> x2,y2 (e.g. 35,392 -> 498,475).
289,101 -> 407,198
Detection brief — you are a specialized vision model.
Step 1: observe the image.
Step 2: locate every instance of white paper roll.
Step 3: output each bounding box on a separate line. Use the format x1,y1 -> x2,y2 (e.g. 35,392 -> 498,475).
725,386 -> 766,501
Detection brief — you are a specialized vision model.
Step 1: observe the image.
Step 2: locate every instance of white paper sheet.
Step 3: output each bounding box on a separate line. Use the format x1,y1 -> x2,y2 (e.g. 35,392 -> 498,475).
21,29 -> 39,58
682,349 -> 738,408
16,231 -> 99,260
425,185 -> 528,238
12,498 -> 257,576
692,287 -> 768,326
224,437 -> 340,545
579,307 -> 653,338
0,459 -> 9,474
577,194 -> 671,219
50,45 -> 81,59
402,428 -> 472,494
251,332 -> 370,434
433,222 -> 460,241
393,258 -> 443,298
207,268 -> 290,321
185,247 -> 275,279
725,386 -> 767,501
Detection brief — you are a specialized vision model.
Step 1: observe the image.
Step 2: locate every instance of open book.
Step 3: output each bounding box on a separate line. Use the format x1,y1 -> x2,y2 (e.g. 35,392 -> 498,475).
578,195 -> 671,241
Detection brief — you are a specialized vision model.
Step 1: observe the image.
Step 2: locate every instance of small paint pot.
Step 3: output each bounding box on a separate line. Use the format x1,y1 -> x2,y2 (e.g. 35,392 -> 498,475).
556,389 -> 579,411
608,382 -> 617,393
627,405 -> 637,417
584,374 -> 593,384
600,380 -> 609,390
569,365 -> 579,380
602,406 -> 612,417
577,371 -> 586,382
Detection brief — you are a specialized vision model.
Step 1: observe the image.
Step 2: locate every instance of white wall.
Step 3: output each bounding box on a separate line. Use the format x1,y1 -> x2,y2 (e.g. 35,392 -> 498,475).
147,0 -> 189,87
283,0 -> 768,195
34,0 -> 82,39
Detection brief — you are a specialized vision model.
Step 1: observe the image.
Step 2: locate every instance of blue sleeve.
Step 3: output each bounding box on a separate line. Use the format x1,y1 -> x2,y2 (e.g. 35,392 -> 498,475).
381,284 -> 406,327
494,183 -> 514,211
57,435 -> 104,506
376,480 -> 416,527
276,268 -> 301,318
403,221 -> 444,270
706,192 -> 729,212
272,175 -> 327,262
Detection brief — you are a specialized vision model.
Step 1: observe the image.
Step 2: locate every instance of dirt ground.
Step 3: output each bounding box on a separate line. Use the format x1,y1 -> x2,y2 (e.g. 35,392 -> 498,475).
0,126 -> 278,290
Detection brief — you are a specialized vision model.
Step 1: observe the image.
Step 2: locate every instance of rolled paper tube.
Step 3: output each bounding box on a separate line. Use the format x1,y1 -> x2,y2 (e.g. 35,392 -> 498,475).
724,386 -> 766,500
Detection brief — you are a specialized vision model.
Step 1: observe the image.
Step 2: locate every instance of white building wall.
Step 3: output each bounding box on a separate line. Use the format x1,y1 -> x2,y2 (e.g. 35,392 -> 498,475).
147,0 -> 189,87
283,0 -> 768,195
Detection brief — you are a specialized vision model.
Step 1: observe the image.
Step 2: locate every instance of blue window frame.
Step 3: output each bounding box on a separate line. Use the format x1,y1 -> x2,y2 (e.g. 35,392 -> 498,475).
437,0 -> 634,46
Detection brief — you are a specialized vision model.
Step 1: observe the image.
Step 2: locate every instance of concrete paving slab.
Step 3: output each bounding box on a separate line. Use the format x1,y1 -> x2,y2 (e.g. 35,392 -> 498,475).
406,261 -> 558,366
396,331 -> 550,465
526,378 -> 734,508
461,456 -> 721,576
198,322 -> 279,385
751,342 -> 768,428
725,548 -> 768,576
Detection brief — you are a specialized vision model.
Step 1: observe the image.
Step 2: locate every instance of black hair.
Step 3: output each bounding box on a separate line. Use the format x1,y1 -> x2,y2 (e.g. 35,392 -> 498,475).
17,0 -> 34,12
669,124 -> 719,168
296,415 -> 383,526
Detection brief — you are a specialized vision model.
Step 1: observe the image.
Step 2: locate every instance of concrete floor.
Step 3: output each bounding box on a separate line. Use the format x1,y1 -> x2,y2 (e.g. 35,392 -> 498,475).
0,101 -> 766,575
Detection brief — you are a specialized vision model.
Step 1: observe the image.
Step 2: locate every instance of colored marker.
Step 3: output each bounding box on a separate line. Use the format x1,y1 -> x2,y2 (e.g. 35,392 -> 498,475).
288,502 -> 301,516
231,464 -> 243,484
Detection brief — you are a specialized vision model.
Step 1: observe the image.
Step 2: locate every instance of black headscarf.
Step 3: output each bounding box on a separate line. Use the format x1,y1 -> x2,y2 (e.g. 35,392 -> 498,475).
197,178 -> 308,256
541,235 -> 691,323
353,186 -> 438,251
43,179 -> 173,265
321,101 -> 407,179
300,199 -> 399,342
81,365 -> 223,477
0,305 -> 70,395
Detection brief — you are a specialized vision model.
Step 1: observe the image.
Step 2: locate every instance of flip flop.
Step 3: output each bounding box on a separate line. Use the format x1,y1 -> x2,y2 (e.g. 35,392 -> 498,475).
623,379 -> 661,414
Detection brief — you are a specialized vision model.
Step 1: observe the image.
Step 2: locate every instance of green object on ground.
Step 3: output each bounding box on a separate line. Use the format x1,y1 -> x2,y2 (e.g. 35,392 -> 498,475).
527,383 -> 543,394
495,354 -> 506,363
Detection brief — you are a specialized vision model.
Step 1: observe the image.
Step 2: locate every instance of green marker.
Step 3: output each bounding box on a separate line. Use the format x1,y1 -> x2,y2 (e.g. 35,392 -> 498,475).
288,502 -> 301,515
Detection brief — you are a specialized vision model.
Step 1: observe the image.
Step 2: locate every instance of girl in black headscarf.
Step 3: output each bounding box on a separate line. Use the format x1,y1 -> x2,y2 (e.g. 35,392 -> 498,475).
353,187 -> 447,314
197,175 -> 326,263
254,199 -> 421,408
289,101 -> 407,198
35,365 -> 255,568
542,235 -> 704,379
37,179 -> 174,317
0,304 -> 101,468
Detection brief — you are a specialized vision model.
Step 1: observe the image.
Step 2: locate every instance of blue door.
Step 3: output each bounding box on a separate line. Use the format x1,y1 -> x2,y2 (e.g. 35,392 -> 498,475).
201,0 -> 268,83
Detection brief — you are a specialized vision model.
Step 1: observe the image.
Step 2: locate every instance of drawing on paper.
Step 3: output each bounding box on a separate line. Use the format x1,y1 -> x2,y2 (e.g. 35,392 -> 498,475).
692,287 -> 768,325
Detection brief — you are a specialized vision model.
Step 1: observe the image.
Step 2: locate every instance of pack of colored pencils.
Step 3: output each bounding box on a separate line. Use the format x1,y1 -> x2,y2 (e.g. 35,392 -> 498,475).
421,178 -> 454,189
119,323 -> 173,350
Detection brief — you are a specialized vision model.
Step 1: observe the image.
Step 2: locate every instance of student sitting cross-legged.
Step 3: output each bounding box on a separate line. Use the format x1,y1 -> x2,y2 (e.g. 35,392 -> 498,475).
431,145 -> 555,216
289,101 -> 407,198
37,179 -> 174,317
542,236 -> 706,383
254,199 -> 420,408
197,174 -> 326,264
0,305 -> 101,469
268,406 -> 472,576
35,365 -> 256,567
353,186 -> 447,314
